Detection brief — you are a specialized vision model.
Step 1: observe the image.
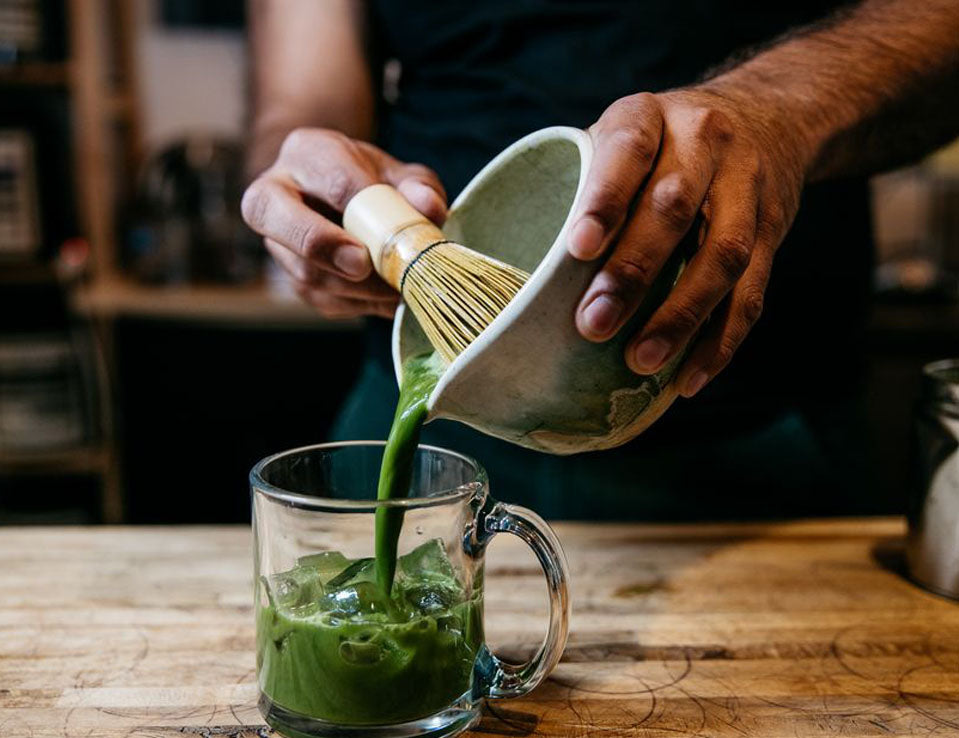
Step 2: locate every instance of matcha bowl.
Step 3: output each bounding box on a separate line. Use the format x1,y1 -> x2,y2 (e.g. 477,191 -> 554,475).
393,126 -> 689,455
252,442 -> 570,738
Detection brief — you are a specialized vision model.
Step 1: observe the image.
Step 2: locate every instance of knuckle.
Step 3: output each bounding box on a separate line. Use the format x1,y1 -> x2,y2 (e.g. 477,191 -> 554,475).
319,127 -> 349,149
649,175 -> 700,228
316,304 -> 340,318
608,129 -> 656,170
585,179 -> 634,232
292,281 -> 322,311
299,259 -> 325,285
761,203 -> 788,238
631,91 -> 659,110
600,92 -> 659,131
303,139 -> 373,209
291,220 -> 327,261
741,149 -> 764,185
352,138 -> 379,160
741,287 -> 765,325
337,134 -> 366,163
694,108 -> 735,145
240,178 -> 271,230
325,165 -> 353,210
602,96 -> 635,122
667,301 -> 703,336
609,251 -> 658,293
280,127 -> 314,157
305,292 -> 339,318
318,304 -> 344,318
711,234 -> 753,279
292,281 -> 309,300
713,339 -> 737,368
616,91 -> 658,115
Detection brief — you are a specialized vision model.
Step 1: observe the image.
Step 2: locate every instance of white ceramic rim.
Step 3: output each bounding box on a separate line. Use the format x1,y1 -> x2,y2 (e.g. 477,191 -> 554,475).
391,125 -> 594,408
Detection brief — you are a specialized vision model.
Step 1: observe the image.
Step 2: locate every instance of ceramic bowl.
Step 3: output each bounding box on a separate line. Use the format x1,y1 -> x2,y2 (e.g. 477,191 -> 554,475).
392,126 -> 688,455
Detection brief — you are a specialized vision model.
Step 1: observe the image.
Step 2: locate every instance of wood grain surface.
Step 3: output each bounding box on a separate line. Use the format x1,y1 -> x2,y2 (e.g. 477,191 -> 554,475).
2,518 -> 958,737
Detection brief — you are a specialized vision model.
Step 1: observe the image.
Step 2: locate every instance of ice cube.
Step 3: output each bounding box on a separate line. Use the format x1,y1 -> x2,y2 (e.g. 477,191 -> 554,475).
320,580 -> 392,618
398,538 -> 456,580
325,557 -> 376,589
266,566 -> 323,611
297,550 -> 351,585
396,578 -> 461,616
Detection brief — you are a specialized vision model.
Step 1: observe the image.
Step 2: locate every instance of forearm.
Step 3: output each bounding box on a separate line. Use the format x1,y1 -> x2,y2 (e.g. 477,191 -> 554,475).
701,0 -> 959,181
246,0 -> 376,179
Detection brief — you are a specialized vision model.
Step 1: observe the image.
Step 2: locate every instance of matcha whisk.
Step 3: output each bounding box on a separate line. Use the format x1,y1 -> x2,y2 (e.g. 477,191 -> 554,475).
344,184 -> 529,363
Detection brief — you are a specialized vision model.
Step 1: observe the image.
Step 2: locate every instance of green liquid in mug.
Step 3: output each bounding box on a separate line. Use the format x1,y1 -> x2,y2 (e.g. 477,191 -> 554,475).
257,353 -> 484,725
257,540 -> 483,724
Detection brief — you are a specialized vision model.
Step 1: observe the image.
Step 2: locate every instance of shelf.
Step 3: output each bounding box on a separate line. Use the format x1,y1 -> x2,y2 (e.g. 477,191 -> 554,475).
0,446 -> 107,475
0,62 -> 70,87
71,277 -> 363,329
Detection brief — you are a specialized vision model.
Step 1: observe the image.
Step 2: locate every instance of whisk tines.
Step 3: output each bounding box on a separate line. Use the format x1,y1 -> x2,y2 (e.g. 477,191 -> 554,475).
342,184 -> 530,363
401,242 -> 529,363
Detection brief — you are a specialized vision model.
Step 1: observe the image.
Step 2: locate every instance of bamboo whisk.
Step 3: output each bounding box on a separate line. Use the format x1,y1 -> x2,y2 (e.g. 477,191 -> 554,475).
343,184 -> 529,363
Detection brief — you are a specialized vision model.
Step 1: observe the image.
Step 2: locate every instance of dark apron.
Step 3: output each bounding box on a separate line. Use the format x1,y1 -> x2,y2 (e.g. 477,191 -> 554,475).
331,0 -> 877,519
331,350 -> 875,520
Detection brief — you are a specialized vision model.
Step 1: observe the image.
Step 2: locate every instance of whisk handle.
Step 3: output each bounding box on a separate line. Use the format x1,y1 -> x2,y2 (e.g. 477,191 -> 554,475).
343,184 -> 447,291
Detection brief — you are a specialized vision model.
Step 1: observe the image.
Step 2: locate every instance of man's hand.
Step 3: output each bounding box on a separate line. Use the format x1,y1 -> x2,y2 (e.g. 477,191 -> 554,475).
570,88 -> 810,397
242,128 -> 447,319
571,0 -> 959,399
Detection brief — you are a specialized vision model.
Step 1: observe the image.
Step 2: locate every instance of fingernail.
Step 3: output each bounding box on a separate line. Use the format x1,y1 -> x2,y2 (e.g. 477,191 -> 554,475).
333,245 -> 371,278
569,217 -> 605,259
685,371 -> 709,397
631,337 -> 671,372
581,294 -> 623,338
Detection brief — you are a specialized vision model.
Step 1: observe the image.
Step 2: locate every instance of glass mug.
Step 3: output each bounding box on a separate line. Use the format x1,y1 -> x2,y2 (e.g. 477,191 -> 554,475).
251,442 -> 570,738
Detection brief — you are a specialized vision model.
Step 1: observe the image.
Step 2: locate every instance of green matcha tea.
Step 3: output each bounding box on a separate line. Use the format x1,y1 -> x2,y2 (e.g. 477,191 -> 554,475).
373,352 -> 444,594
257,352 -> 483,725
257,539 -> 483,724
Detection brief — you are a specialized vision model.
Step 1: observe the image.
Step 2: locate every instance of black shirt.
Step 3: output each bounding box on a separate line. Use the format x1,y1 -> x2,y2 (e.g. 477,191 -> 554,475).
364,0 -> 872,436
337,1 -> 875,517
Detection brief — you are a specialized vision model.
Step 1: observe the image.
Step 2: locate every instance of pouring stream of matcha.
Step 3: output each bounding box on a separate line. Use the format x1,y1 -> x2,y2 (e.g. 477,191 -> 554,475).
374,352 -> 443,594
343,184 -> 531,594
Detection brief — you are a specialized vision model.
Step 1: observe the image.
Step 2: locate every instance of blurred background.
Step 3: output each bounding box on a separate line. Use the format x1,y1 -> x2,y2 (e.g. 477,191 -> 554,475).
1,0 -> 957,525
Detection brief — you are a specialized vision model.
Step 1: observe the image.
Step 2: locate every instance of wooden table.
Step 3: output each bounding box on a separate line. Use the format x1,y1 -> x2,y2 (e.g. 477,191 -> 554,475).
3,519 -> 959,737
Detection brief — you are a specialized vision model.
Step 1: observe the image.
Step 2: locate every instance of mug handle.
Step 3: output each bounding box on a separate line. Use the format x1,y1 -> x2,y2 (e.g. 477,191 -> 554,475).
473,501 -> 571,699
